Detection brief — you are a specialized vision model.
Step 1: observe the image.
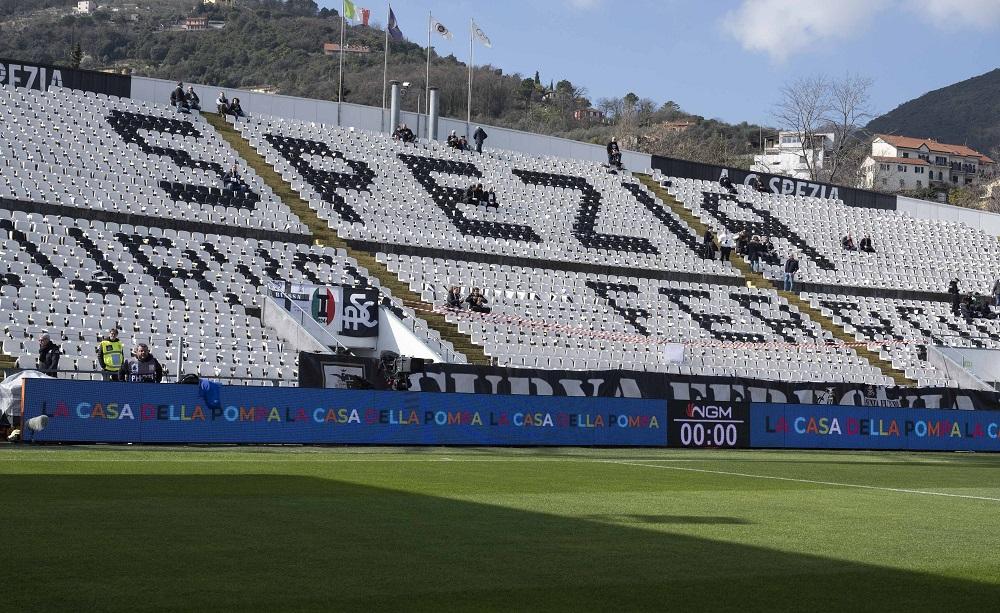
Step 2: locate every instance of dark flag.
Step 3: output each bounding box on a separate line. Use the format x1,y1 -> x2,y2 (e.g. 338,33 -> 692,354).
388,7 -> 404,41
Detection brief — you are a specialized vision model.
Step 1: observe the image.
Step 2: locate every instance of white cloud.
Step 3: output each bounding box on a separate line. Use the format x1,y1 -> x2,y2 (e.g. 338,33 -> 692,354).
565,0 -> 601,10
723,0 -> 1000,61
722,0 -> 887,62
915,0 -> 1000,29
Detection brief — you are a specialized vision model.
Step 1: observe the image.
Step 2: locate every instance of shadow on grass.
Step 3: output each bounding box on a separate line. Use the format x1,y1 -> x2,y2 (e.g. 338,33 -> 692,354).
584,514 -> 752,525
3,474 -> 998,612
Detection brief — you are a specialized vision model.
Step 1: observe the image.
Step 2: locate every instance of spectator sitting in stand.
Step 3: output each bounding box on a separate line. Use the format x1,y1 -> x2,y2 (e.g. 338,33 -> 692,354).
841,233 -> 857,251
859,234 -> 875,253
459,136 -> 471,151
607,138 -> 622,169
229,97 -> 245,117
392,123 -> 415,143
464,183 -> 478,204
960,295 -> 974,323
762,236 -> 776,261
216,92 -> 230,114
447,130 -> 460,148
169,82 -> 190,114
485,186 -> 497,206
185,86 -> 201,111
446,286 -> 464,310
119,343 -> 164,383
971,293 -> 992,319
948,279 -> 960,315
37,333 -> 61,377
223,165 -> 248,192
719,175 -> 737,195
465,287 -> 491,313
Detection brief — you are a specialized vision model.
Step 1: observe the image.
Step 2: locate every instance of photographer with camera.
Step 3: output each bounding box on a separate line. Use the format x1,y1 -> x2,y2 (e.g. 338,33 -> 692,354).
119,344 -> 164,383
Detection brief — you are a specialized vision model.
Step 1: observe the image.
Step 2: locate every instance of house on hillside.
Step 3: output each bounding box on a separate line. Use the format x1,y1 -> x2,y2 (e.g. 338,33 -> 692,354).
659,120 -> 695,133
751,130 -> 835,180
323,43 -> 372,55
76,1 -> 96,13
573,108 -> 605,122
860,134 -> 995,192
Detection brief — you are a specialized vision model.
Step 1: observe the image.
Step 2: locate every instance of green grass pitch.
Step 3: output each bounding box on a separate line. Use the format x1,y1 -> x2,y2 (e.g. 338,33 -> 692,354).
2,447 -> 999,612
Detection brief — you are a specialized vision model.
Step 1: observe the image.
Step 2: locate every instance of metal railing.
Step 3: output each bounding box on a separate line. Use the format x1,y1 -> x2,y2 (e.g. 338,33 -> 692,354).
264,283 -> 354,355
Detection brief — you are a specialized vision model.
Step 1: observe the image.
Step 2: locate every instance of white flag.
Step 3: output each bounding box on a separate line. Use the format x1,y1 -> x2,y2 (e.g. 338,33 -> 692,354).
472,20 -> 492,48
430,17 -> 453,40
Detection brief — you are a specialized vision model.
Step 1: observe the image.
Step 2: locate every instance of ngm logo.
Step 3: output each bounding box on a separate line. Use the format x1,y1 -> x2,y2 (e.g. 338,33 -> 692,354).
686,403 -> 733,419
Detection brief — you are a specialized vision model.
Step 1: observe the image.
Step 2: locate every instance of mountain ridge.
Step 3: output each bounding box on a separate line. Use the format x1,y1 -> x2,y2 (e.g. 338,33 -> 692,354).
866,68 -> 1000,156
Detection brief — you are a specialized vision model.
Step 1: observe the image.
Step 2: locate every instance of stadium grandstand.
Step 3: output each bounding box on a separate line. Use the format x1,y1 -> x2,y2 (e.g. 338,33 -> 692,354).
4,8 -> 1000,609
2,77 -> 999,391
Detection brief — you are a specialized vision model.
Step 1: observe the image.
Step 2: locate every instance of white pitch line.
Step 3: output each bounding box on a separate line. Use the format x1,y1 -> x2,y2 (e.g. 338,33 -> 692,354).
597,460 -> 1000,503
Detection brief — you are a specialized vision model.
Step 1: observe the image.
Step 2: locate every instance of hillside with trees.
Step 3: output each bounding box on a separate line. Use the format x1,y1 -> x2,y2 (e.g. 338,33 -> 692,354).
866,69 -> 1000,155
0,0 -> 770,168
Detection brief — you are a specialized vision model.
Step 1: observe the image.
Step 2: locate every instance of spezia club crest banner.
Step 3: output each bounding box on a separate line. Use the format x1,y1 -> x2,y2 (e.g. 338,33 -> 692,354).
268,282 -> 379,338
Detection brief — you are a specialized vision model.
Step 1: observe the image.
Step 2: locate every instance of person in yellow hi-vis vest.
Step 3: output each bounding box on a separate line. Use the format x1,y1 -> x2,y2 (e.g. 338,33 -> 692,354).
95,328 -> 124,381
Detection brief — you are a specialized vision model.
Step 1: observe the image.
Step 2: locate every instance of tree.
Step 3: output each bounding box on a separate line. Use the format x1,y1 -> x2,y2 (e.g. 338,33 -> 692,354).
623,92 -> 639,110
773,75 -> 831,182
826,74 -> 874,184
533,70 -> 540,85
69,42 -> 83,69
982,147 -> 1000,213
519,78 -> 536,108
773,74 -> 873,184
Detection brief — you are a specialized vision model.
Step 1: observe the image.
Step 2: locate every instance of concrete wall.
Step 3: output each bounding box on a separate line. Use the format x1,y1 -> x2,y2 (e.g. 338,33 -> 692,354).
131,76 -> 651,171
261,296 -> 330,354
933,346 -> 1000,390
897,195 -> 1000,236
376,308 -> 444,362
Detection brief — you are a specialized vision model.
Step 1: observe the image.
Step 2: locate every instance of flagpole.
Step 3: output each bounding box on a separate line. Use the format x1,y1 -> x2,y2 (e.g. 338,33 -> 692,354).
467,18 -> 473,130
425,11 -> 432,141
381,3 -> 390,132
338,1 -> 346,126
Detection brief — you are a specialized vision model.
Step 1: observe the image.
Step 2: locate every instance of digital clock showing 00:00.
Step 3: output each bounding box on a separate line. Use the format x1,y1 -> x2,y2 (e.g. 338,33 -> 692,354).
667,401 -> 750,448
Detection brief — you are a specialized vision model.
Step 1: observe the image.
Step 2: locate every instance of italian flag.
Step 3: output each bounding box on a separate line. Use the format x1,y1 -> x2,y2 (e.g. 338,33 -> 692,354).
343,0 -> 358,21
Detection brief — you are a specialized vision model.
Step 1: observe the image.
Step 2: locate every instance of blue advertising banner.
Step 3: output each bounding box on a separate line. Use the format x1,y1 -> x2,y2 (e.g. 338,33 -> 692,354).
751,404 -> 1000,451
21,379 -> 667,446
22,381 -> 1000,450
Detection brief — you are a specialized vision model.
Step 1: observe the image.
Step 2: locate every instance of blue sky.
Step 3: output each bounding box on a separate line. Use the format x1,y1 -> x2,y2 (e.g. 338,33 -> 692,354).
319,0 -> 1000,126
